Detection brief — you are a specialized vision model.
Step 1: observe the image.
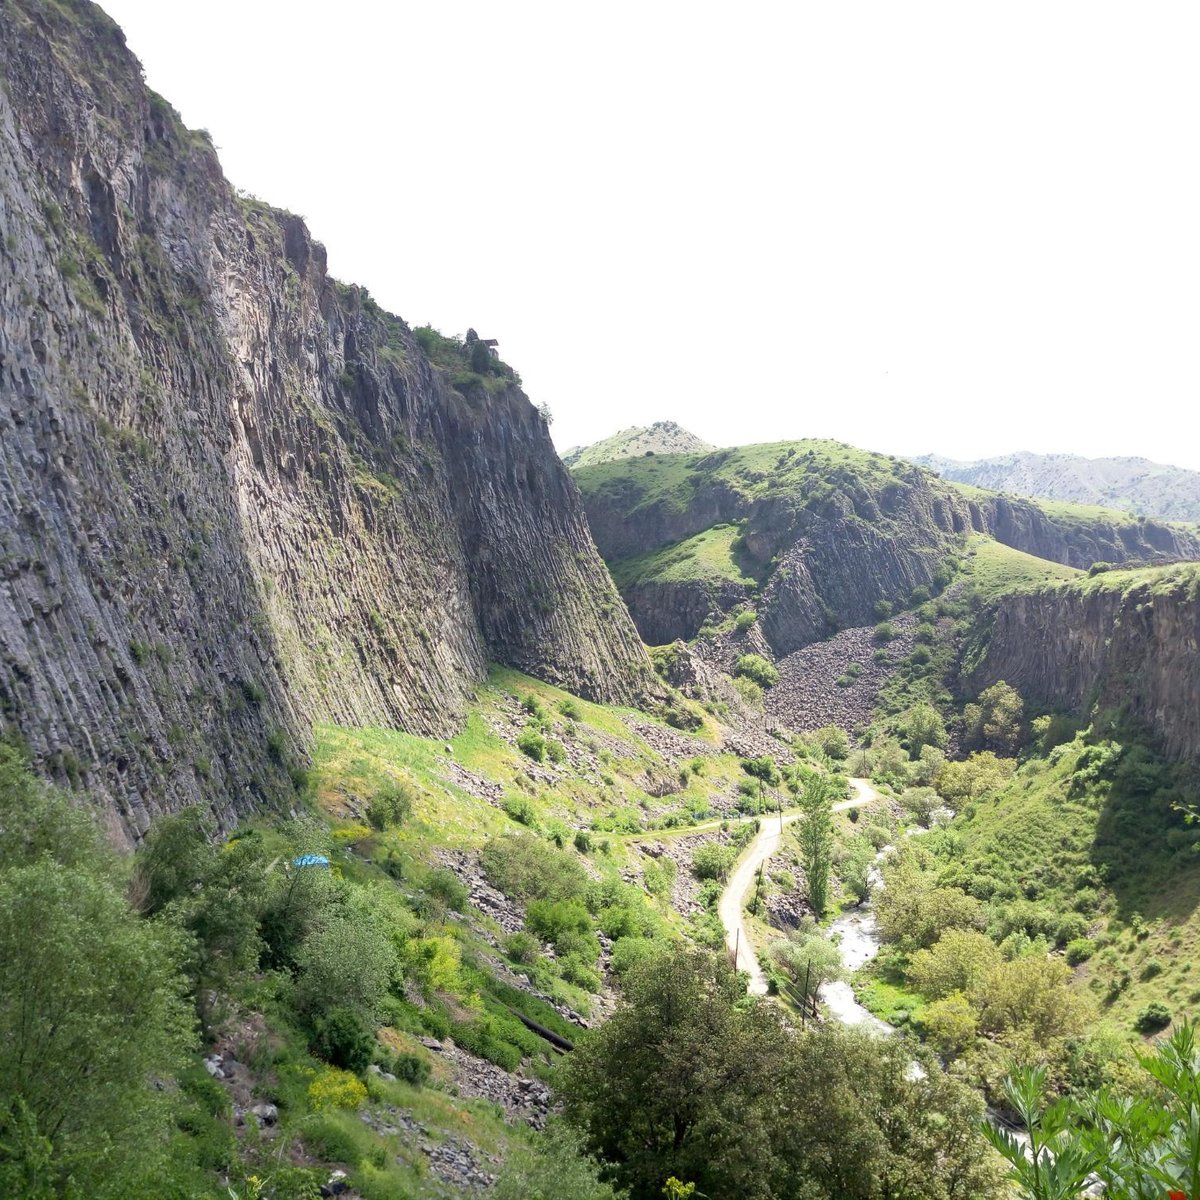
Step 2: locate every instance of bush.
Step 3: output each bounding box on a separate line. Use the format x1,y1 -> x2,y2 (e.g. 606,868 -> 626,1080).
914,623 -> 937,644
692,843 -> 737,881
908,645 -> 932,666
732,676 -> 763,707
366,781 -> 414,831
503,794 -> 538,827
505,931 -> 541,964
307,1068 -> 369,1112
392,1052 -> 430,1087
521,694 -> 545,718
1065,938 -> 1095,966
424,868 -> 468,911
734,654 -> 779,689
1134,1002 -> 1172,1033
734,610 -> 758,633
574,830 -> 592,854
873,622 -> 896,643
310,1007 -> 375,1074
518,727 -> 548,762
558,698 -> 582,720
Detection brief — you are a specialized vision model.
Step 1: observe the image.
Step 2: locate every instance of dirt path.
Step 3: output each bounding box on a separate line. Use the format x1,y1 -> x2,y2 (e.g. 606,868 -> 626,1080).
718,778 -> 880,995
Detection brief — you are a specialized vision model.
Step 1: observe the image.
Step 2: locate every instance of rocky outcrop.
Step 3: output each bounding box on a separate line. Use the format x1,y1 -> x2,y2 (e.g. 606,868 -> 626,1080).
0,0 -> 649,838
579,443 -> 1200,652
965,567 -> 1200,762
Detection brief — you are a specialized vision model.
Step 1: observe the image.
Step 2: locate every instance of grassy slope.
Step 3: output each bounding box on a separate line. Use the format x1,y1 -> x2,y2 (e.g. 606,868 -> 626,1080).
168,665 -> 796,1198
609,523 -> 759,590
956,535 -> 1084,598
575,438 -> 906,519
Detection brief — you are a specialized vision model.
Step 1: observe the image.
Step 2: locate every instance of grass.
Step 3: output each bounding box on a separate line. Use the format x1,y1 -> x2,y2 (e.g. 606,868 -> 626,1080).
610,523 -> 759,590
955,535 -> 1083,598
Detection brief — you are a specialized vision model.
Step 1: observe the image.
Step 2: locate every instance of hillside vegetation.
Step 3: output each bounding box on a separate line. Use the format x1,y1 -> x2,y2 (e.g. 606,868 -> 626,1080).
577,438 -> 1196,651
560,422 -> 713,470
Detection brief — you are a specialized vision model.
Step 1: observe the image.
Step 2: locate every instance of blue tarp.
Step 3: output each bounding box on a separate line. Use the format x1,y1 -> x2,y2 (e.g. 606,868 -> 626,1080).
292,854 -> 331,869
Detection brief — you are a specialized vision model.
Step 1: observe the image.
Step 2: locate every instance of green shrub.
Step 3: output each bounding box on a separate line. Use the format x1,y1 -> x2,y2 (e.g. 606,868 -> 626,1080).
734,654 -> 779,688
545,738 -> 567,765
310,1006 -> 375,1074
908,645 -> 932,666
505,931 -> 540,964
873,622 -> 896,643
733,676 -> 763,707
1134,1002 -> 1172,1033
503,795 -> 538,827
1065,938 -> 1094,965
692,843 -> 737,881
392,1052 -> 430,1087
424,868 -> 468,911
518,727 -> 548,762
914,623 -> 937,644
521,694 -> 545,718
302,1114 -> 369,1166
574,830 -> 592,854
734,610 -> 758,633
366,781 -> 414,831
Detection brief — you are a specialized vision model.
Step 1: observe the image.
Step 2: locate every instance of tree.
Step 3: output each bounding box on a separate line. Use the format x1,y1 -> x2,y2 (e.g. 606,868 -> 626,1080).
972,954 -> 1090,1049
935,751 -> 1015,809
921,991 -> 979,1057
902,704 -> 948,757
908,929 -> 1003,1000
794,776 -> 836,915
876,855 -> 985,951
559,947 -> 786,1200
964,682 -> 1025,755
767,922 -> 843,1008
0,749 -> 192,1196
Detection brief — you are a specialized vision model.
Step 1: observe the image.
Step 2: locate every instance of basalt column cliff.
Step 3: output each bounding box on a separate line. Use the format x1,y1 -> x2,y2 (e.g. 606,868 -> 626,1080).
0,0 -> 650,837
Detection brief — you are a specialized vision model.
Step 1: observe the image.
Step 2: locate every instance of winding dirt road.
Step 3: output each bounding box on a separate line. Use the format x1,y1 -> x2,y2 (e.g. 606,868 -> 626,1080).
718,778 -> 880,995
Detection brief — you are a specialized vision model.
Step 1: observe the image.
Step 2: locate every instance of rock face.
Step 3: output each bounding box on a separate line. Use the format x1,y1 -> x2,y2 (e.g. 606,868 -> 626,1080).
0,0 -> 649,838
965,567 -> 1200,762
577,442 -> 1200,651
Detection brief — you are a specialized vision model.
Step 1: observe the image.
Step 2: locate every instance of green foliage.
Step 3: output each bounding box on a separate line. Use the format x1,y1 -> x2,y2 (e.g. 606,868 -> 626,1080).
873,621 -> 897,642
734,653 -> 779,688
734,609 -> 758,633
560,946 -> 1004,1200
518,725 -> 549,762
767,921 -> 843,1007
1135,1001 -> 1172,1033
793,775 -> 835,915
0,750 -> 192,1197
481,834 -> 589,903
392,1052 -> 430,1087
493,1123 -> 618,1200
963,681 -> 1026,755
310,1006 -> 375,1073
691,842 -> 737,881
365,781 -> 413,831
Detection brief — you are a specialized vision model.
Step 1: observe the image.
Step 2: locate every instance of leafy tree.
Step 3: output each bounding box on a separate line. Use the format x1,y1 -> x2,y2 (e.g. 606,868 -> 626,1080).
902,704 -> 948,757
366,780 -> 414,830
972,954 -> 1091,1050
936,751 -> 1015,809
908,929 -> 1003,999
920,991 -> 979,1057
767,922 -> 843,1008
559,947 -> 785,1200
294,904 -> 398,1029
876,855 -> 985,951
900,785 -> 944,827
964,681 -> 1025,755
0,750 -> 193,1196
794,775 -> 835,915
813,725 -> 851,760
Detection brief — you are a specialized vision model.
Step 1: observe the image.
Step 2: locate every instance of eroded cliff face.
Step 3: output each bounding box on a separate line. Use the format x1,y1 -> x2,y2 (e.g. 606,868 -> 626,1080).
0,0 -> 650,837
965,568 -> 1200,762
580,446 -> 1200,652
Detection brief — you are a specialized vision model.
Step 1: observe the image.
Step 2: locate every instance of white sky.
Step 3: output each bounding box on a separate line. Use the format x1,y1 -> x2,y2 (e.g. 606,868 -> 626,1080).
99,1 -> 1200,468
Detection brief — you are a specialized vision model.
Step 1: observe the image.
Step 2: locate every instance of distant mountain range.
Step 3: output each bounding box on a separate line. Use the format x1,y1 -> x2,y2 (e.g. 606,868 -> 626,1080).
561,421 -> 714,470
916,451 -> 1200,524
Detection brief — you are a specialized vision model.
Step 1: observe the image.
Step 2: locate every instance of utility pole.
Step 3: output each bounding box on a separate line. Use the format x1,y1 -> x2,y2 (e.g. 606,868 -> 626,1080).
733,926 -> 740,969
801,961 -> 811,1027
